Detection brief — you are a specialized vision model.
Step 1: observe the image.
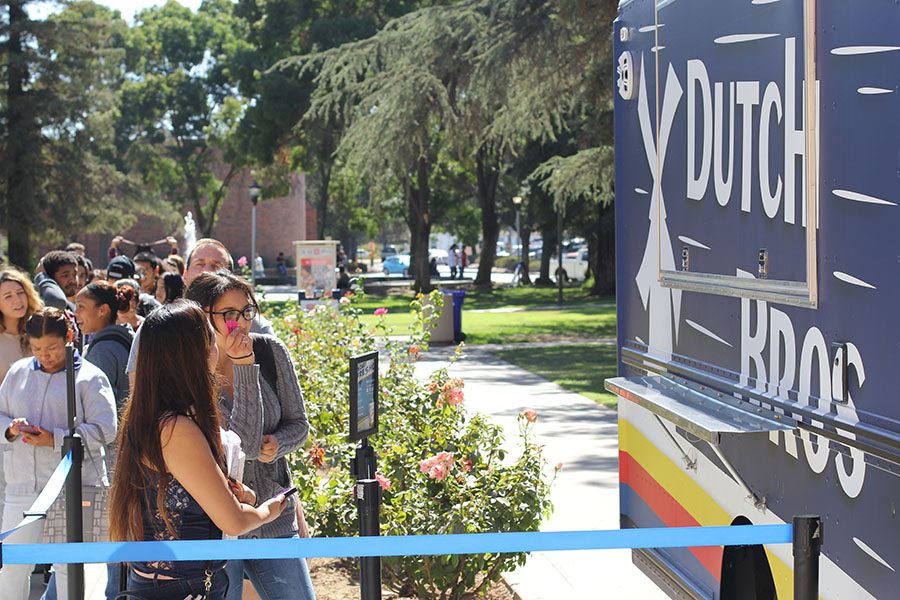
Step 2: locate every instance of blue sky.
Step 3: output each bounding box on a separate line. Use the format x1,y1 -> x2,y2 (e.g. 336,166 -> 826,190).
98,0 -> 202,22
30,1 -> 202,23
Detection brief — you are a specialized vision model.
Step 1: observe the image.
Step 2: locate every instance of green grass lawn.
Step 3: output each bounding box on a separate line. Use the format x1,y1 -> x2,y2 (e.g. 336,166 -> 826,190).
262,285 -> 617,345
354,285 -> 611,312
494,344 -> 619,408
359,303 -> 616,344
349,286 -> 616,344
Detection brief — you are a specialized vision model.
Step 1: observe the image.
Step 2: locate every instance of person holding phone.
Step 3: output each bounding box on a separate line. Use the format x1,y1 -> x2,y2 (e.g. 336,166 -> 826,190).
185,271 -> 315,600
109,301 -> 287,600
0,308 -> 117,600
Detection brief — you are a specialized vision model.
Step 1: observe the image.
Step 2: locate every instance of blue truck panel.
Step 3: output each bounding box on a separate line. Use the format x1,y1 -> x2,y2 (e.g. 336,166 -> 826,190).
613,0 -> 900,598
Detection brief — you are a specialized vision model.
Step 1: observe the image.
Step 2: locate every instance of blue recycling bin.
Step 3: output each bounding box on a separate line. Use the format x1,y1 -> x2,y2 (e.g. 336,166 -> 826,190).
448,289 -> 466,342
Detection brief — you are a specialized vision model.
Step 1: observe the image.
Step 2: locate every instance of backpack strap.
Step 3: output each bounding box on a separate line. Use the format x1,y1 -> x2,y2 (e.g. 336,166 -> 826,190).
251,334 -> 278,392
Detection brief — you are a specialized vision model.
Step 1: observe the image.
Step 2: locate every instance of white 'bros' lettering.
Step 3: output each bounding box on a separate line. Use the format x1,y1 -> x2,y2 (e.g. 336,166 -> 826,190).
740,297 -> 866,498
685,38 -> 819,225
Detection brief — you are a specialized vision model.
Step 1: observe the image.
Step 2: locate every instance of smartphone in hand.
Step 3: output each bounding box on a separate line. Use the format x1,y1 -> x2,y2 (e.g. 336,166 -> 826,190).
19,424 -> 41,435
272,486 -> 297,501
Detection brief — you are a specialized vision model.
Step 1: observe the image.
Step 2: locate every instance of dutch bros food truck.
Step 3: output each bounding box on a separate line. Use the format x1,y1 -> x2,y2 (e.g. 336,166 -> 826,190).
608,0 -> 899,597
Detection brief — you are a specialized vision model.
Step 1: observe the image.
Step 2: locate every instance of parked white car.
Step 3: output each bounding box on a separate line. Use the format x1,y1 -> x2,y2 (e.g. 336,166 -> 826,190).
558,249 -> 590,282
429,248 -> 449,265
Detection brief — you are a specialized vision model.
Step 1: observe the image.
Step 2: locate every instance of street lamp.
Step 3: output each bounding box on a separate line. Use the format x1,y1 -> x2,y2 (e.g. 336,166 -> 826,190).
249,180 -> 261,287
512,195 -> 523,275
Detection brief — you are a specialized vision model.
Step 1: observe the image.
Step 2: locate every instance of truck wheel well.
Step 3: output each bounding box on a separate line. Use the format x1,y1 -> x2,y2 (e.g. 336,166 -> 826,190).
720,516 -> 777,600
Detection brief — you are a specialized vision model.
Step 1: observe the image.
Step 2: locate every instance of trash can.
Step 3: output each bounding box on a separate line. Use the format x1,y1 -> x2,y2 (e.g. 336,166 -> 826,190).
448,289 -> 466,343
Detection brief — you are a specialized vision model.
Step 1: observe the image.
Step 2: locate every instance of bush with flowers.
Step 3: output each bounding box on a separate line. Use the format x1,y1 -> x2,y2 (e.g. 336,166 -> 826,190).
268,291 -> 557,599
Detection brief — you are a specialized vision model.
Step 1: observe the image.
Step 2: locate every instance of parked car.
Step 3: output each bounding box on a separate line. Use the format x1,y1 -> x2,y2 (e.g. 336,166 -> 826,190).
382,254 -> 411,277
429,248 -> 449,265
381,245 -> 398,257
557,249 -> 590,282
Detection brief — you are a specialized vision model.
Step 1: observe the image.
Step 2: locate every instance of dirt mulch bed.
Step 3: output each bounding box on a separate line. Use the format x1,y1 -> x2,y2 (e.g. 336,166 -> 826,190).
309,558 -> 517,600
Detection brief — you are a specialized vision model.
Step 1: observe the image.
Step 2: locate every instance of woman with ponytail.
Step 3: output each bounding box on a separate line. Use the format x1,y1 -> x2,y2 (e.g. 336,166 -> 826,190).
75,281 -> 134,411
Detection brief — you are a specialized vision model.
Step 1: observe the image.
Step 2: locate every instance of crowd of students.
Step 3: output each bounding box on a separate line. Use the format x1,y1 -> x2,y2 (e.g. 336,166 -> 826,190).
0,238 -> 316,600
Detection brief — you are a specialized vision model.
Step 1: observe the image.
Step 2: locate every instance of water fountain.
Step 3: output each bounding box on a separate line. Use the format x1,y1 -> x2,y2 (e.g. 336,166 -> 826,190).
183,212 -> 197,257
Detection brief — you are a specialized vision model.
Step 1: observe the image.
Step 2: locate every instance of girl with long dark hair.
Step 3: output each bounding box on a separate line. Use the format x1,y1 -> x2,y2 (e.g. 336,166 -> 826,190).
109,301 -> 285,599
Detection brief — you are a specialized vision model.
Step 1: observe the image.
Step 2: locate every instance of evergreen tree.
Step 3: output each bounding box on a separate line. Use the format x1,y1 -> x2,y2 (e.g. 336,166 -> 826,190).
1,1 -> 135,269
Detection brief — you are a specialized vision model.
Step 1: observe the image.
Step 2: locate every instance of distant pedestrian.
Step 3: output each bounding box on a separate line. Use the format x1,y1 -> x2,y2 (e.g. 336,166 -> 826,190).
106,256 -> 161,319
448,244 -> 460,279
276,252 -> 288,277
155,272 -> 185,305
65,242 -> 85,257
254,255 -> 265,278
459,246 -> 468,279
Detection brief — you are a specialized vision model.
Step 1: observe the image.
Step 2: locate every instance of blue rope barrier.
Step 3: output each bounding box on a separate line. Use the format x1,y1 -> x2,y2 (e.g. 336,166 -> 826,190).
0,524 -> 792,565
0,450 -> 73,542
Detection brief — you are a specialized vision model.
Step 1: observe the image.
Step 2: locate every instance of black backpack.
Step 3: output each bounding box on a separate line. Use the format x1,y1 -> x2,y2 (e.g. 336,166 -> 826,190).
251,334 -> 278,392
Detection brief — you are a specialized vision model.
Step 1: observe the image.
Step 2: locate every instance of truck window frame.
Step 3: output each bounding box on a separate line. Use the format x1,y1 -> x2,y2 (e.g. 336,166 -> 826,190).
653,0 -> 819,309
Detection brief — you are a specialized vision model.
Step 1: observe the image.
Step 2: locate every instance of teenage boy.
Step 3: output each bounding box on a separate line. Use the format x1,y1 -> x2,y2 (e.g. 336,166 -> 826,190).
133,251 -> 161,296
36,251 -> 78,311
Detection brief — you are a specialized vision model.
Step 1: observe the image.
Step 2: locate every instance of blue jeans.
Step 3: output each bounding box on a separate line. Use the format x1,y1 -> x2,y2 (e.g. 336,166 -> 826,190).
224,534 -> 315,600
122,567 -> 228,600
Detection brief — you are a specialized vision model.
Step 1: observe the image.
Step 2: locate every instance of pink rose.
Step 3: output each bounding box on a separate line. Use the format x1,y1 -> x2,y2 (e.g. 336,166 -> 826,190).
419,452 -> 454,481
237,256 -> 248,267
522,408 -> 538,423
339,296 -> 351,305
375,473 -> 392,490
374,307 -> 388,316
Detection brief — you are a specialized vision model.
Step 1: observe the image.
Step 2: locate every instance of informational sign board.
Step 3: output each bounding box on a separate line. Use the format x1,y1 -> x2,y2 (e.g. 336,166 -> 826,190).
349,351 -> 378,442
293,240 -> 338,299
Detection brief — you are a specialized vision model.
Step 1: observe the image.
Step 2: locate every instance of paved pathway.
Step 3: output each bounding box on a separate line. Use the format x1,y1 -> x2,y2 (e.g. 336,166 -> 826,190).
414,347 -> 666,600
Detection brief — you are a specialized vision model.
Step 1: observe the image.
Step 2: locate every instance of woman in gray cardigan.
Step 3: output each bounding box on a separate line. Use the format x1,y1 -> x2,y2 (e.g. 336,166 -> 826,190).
186,271 -> 315,600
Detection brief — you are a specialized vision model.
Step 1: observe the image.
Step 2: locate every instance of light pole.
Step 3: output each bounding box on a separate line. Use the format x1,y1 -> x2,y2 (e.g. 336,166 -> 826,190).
249,179 -> 261,287
512,195 -> 523,272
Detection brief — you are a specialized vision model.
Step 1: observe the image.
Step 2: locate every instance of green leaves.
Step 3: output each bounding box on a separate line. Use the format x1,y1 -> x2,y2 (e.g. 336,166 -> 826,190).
273,292 -> 555,599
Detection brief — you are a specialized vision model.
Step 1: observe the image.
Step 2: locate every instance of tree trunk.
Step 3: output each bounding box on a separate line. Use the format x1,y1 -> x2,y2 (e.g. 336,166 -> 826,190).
315,162 -> 331,240
519,199 -> 535,285
520,226 -> 532,285
6,1 -> 38,270
407,157 -> 433,293
589,201 -> 615,295
473,145 -> 500,288
535,230 -> 556,286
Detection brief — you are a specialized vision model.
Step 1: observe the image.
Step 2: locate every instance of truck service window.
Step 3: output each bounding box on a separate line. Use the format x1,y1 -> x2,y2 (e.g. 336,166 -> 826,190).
636,0 -> 819,307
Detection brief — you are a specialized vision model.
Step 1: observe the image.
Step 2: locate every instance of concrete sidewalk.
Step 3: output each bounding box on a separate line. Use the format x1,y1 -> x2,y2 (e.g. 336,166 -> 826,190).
414,347 -> 666,600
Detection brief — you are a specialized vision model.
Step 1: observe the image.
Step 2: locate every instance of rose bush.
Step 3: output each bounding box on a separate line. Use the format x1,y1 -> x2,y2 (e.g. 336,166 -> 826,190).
269,291 -> 557,599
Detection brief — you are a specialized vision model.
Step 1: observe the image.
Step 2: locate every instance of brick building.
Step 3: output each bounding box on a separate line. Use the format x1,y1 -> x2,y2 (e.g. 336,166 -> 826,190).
81,168 -> 316,270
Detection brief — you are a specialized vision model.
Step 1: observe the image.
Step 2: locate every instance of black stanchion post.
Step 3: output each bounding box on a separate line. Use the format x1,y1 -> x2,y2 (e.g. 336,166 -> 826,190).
64,344 -> 85,600
351,439 -> 381,600
356,478 -> 382,600
793,515 -> 822,600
